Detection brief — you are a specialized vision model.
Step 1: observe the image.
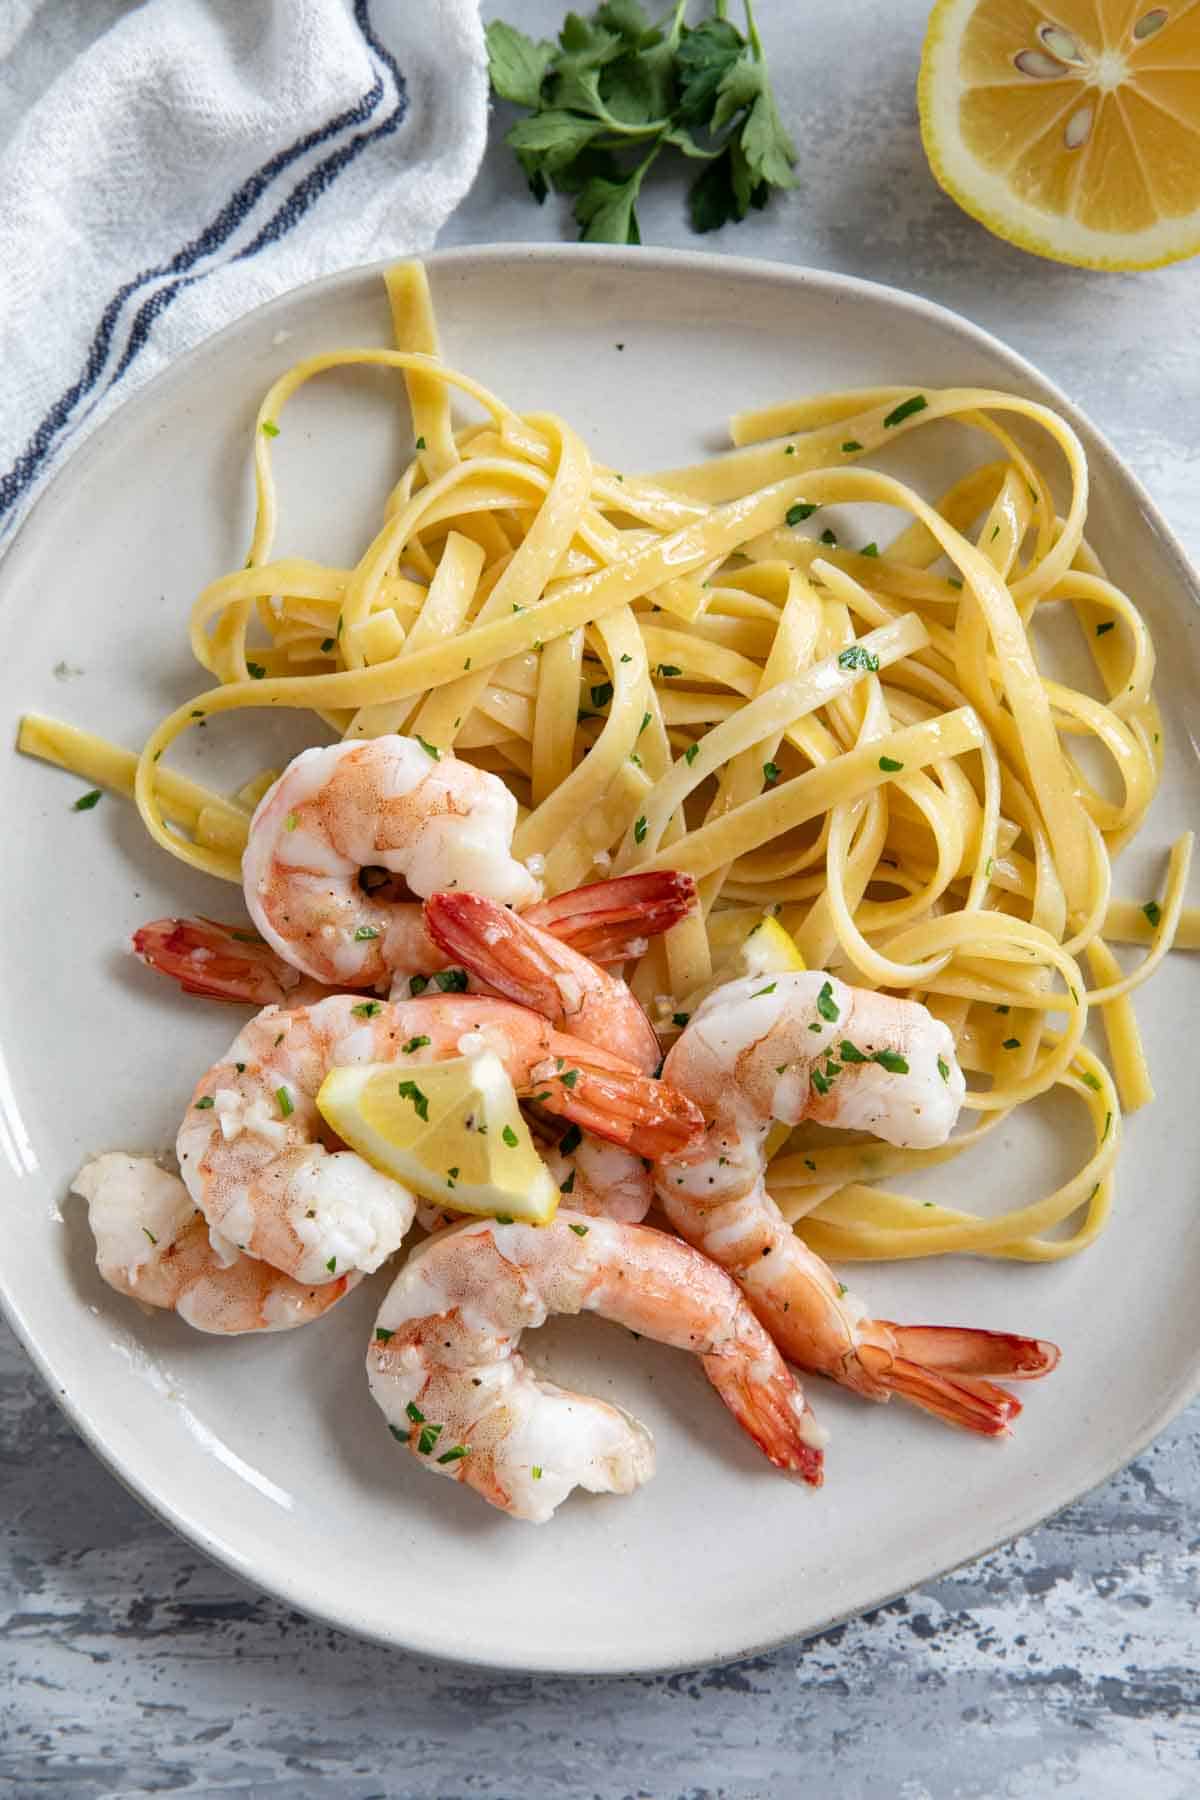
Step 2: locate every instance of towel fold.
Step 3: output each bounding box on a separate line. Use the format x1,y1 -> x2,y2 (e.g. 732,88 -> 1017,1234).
0,0 -> 488,542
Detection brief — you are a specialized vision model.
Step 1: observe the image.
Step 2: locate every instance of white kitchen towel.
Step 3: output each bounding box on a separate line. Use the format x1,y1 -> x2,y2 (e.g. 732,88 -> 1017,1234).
0,0 -> 488,543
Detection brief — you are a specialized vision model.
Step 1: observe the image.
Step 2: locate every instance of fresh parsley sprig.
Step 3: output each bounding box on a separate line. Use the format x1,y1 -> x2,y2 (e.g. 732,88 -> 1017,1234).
486,1 -> 796,244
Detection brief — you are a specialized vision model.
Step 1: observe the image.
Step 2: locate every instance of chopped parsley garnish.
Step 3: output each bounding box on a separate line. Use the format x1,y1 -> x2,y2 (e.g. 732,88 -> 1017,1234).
786,502 -> 818,525
763,761 -> 781,786
937,1056 -> 950,1082
684,742 -> 700,765
836,1282 -> 848,1298
501,1124 -> 520,1147
405,1401 -> 425,1424
568,1220 -> 589,1236
1143,900 -> 1161,928
284,812 -> 298,832
353,1001 -> 383,1020
559,1068 -> 580,1089
417,1423 -> 444,1456
638,712 -> 652,737
261,420 -> 280,437
672,1012 -> 690,1028
1081,1071 -> 1102,1092
446,1167 -> 459,1187
841,440 -> 862,454
276,1086 -> 294,1118
495,1213 -> 514,1224
142,1226 -> 158,1246
590,681 -> 613,708
803,1158 -> 816,1172
72,789 -> 102,811
1002,1037 -> 1021,1050
947,575 -> 963,590
437,1444 -> 469,1464
860,542 -> 879,557
326,1256 -> 337,1273
872,1049 -> 909,1074
415,734 -> 441,759
811,1068 -> 831,1097
750,982 -> 777,998
634,816 -> 648,844
883,394 -> 927,429
620,652 -> 632,663
415,435 -> 427,450
560,1170 -> 577,1194
321,637 -> 335,653
878,756 -> 903,772
402,1034 -> 431,1054
559,1124 -> 582,1155
235,1062 -> 246,1074
194,1095 -> 215,1109
397,1080 -> 429,1121
785,445 -> 795,455
388,1425 -> 409,1444
837,645 -> 880,673
532,1465 -> 543,1480
1096,621 -> 1115,637
990,524 -> 1000,541
1102,1110 -> 1112,1141
816,980 -> 839,1023
246,662 -> 267,680
434,967 -> 469,992
985,856 -> 995,878
375,1327 -> 394,1343
656,663 -> 682,678
408,974 -> 429,996
354,925 -> 380,941
230,930 -> 261,943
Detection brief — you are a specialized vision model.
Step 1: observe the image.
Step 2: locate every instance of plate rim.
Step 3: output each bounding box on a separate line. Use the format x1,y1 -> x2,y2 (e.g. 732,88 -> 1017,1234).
2,240 -> 1199,1676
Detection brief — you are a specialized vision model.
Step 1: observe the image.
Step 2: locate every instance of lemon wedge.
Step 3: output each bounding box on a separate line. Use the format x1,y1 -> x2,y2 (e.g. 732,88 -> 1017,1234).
706,910 -> 806,987
920,0 -> 1200,270
317,1052 -> 559,1225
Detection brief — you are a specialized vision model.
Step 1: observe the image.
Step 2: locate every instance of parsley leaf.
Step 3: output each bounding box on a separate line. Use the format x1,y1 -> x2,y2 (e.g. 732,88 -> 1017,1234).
485,21 -> 556,108
488,1 -> 795,244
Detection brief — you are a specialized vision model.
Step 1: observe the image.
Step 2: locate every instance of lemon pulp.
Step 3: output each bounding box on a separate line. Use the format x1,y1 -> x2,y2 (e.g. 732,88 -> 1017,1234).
920,0 -> 1200,269
317,1051 -> 559,1225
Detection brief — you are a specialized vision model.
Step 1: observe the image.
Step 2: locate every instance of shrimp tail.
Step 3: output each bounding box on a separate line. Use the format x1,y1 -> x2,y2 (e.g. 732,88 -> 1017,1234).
426,889 -> 664,1072
857,1326 -> 1060,1438
701,1350 -> 825,1486
132,918 -> 302,1006
523,872 -> 698,962
528,1061 -> 704,1159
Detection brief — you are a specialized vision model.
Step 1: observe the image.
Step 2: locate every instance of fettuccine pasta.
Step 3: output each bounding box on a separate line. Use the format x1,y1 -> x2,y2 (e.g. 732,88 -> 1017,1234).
20,260 -> 1195,1267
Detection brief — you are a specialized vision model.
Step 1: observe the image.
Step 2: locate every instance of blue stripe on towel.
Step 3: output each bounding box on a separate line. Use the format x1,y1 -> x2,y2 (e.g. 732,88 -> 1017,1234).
0,0 -> 407,531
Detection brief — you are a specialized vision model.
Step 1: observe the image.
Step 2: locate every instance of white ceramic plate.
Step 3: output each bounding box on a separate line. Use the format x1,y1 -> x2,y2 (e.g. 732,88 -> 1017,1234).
2,247 -> 1198,1675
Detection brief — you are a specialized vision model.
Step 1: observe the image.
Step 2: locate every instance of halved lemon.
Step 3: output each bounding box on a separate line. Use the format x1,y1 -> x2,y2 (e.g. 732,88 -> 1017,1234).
317,1051 -> 559,1225
920,1 -> 1200,269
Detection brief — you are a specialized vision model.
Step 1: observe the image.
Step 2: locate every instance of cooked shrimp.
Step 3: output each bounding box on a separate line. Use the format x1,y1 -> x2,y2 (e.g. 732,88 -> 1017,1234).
71,1153 -> 357,1333
367,1212 -> 824,1522
136,869 -> 695,1024
242,736 -> 542,987
541,1129 -> 653,1222
178,993 -> 703,1286
424,889 -> 663,1073
657,972 -> 1059,1436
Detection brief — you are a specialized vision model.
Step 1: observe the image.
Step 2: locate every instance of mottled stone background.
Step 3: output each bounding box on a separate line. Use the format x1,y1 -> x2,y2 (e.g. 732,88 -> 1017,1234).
4,2 -> 1198,1793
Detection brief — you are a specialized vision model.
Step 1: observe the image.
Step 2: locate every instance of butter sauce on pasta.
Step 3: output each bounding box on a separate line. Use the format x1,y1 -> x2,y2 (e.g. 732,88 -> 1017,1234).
20,260 -> 1196,1266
